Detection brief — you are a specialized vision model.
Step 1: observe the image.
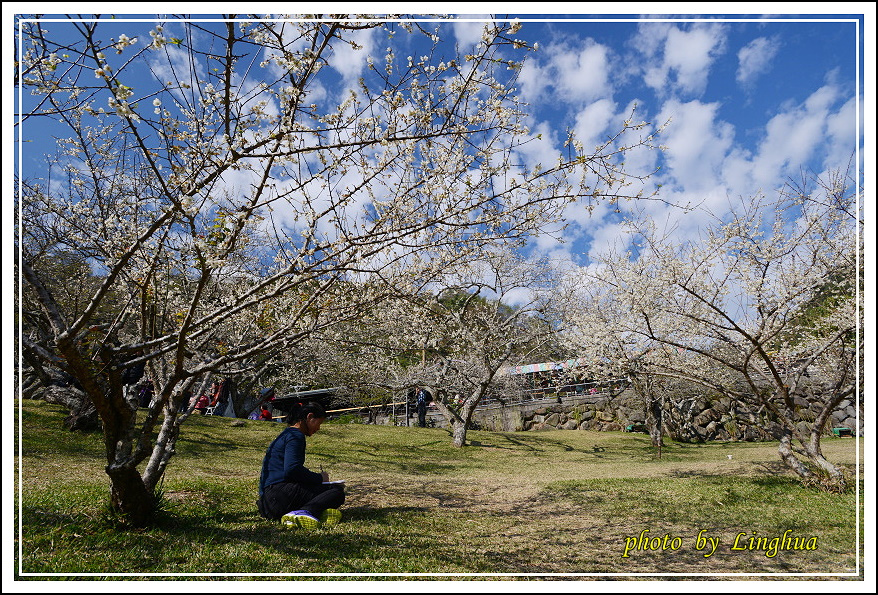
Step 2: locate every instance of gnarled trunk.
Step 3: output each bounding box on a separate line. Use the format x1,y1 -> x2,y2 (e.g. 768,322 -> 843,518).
778,428 -> 847,492
107,465 -> 155,527
646,392 -> 663,458
450,399 -> 479,447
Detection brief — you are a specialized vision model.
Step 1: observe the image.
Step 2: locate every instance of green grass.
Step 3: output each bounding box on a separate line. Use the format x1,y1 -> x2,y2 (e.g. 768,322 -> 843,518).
13,400 -> 865,579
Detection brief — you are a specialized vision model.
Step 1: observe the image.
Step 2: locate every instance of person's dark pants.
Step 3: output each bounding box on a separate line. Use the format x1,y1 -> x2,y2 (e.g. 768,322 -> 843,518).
260,482 -> 345,520
417,404 -> 427,427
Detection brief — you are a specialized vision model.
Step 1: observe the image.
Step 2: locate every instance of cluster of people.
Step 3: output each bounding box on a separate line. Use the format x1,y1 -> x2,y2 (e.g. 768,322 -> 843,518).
247,388 -> 277,420
191,380 -> 235,415
190,383 -> 278,420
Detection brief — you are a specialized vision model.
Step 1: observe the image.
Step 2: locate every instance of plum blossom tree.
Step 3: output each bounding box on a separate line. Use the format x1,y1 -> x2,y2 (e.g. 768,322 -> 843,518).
280,250 -> 564,447
396,251 -> 565,447
16,14 -> 661,524
559,274 -> 676,457
565,171 -> 861,490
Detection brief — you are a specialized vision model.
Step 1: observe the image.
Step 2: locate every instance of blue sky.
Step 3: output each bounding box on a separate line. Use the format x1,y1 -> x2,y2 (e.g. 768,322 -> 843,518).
9,7 -> 870,273
502,14 -> 865,266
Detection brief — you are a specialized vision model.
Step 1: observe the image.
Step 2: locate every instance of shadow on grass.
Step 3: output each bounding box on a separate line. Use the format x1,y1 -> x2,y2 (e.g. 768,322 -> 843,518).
342,447 -> 462,476
668,460 -> 796,479
154,504 -> 429,534
161,504 -> 437,566
467,434 -> 571,452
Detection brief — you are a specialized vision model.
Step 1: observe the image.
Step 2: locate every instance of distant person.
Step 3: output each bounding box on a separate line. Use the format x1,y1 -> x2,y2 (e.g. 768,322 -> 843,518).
194,393 -> 209,414
137,379 -> 154,408
260,405 -> 273,421
416,387 -> 431,428
257,401 -> 345,529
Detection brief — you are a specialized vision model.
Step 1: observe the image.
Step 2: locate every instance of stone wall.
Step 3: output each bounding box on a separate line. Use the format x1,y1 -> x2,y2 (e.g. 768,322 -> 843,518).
464,389 -> 863,441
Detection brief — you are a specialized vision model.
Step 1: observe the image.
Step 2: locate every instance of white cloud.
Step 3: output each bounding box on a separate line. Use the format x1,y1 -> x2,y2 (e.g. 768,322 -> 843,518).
750,83 -> 840,188
656,99 -> 735,194
513,120 -> 562,172
327,27 -> 375,82
518,54 -> 550,106
519,37 -> 614,109
550,41 -> 613,104
572,98 -> 617,154
824,96 -> 860,168
637,23 -> 727,98
451,16 -> 492,49
585,220 -> 633,262
736,36 -> 780,87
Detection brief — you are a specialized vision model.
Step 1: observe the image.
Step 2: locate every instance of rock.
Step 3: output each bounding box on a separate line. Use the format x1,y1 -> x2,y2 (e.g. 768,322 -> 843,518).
230,419 -> 247,427
545,413 -> 561,426
562,419 -> 578,430
694,408 -> 721,427
627,410 -> 646,423
792,396 -> 810,408
713,400 -> 729,414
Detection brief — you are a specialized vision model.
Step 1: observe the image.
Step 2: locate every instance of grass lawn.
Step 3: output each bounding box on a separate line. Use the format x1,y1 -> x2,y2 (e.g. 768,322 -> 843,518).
12,399 -> 865,580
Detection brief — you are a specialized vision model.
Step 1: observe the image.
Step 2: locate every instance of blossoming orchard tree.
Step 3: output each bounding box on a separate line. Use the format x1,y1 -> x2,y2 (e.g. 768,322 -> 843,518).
565,171 -> 861,490
280,250 -> 564,447
16,14 -> 661,524
559,273 -> 677,457
400,250 -> 565,447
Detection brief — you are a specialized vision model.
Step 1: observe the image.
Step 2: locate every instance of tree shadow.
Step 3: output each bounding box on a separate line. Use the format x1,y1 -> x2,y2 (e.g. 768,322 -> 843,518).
162,504 -> 437,562
467,433 -> 580,453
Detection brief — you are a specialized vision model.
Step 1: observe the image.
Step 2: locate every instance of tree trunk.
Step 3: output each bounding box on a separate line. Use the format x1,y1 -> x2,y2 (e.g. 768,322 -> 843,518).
451,419 -> 468,447
777,429 -> 814,479
106,465 -> 155,527
647,392 -> 663,458
450,401 -> 478,447
631,372 -> 663,457
777,428 -> 847,492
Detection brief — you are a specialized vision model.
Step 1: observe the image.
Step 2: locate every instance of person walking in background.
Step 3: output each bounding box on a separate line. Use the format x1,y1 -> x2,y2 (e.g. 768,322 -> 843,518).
416,387 -> 431,428
257,401 -> 345,529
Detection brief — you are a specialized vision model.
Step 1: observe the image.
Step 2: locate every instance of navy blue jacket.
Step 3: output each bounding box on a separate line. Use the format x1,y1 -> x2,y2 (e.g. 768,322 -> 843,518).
258,426 -> 322,497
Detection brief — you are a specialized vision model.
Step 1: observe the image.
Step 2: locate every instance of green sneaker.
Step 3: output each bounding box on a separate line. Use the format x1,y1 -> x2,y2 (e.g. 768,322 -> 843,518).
281,510 -> 321,530
319,508 -> 342,527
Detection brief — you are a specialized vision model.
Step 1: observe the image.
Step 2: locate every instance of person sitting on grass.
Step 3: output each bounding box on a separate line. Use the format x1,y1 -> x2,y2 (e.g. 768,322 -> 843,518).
257,400 -> 345,529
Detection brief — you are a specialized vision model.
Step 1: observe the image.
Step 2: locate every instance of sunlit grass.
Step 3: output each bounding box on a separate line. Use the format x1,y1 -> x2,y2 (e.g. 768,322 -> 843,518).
14,400 -> 863,579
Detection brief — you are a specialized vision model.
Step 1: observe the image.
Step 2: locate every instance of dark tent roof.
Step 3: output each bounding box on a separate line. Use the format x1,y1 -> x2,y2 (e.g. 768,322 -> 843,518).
271,387 -> 345,412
